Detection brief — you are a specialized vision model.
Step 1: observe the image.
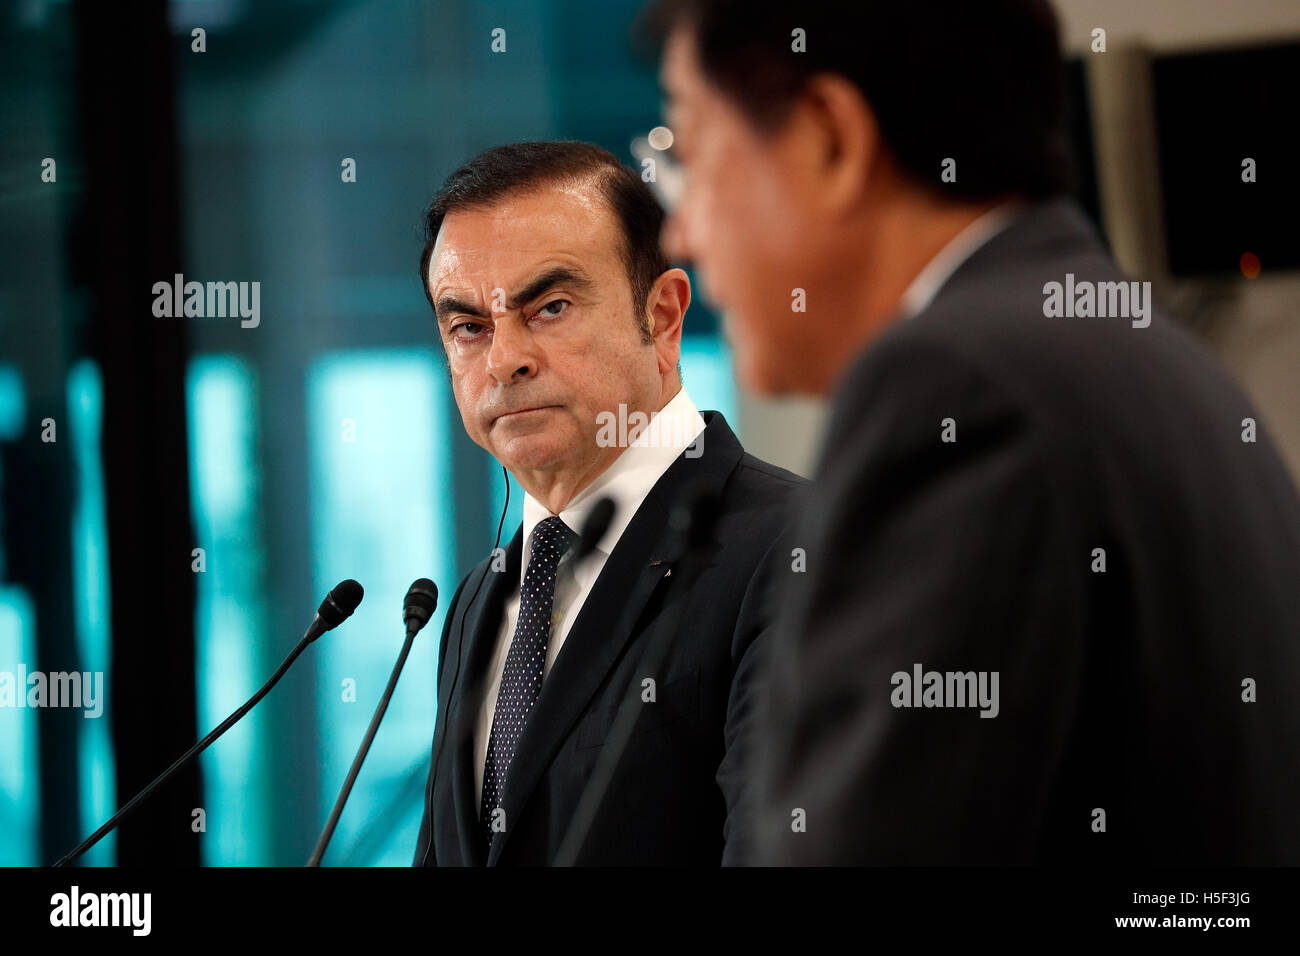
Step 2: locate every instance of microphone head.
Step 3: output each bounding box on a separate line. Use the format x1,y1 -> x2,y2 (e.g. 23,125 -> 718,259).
574,497 -> 615,563
317,579 -> 364,630
403,578 -> 439,634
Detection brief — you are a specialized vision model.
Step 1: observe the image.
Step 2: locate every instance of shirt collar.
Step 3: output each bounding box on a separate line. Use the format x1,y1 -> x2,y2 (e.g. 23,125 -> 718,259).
518,385 -> 706,574
897,201 -> 1023,320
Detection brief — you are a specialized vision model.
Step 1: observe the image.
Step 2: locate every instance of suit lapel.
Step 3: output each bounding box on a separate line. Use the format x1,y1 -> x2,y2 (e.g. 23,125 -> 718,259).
486,411 -> 745,864
445,526 -> 521,866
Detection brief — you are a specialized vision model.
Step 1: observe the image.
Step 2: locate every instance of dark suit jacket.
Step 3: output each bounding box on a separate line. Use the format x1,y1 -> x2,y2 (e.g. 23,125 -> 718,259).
757,197 -> 1300,864
414,411 -> 802,865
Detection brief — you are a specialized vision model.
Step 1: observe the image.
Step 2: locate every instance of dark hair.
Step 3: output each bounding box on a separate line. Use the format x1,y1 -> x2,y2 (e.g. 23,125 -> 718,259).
419,141 -> 668,344
641,0 -> 1071,200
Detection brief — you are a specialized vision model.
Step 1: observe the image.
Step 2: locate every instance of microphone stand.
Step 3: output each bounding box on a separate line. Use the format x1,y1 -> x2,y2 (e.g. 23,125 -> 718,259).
56,629 -> 317,867
307,627 -> 418,866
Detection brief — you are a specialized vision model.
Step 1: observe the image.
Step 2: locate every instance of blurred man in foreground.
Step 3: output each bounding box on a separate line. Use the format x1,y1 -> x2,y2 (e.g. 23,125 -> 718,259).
648,0 -> 1300,863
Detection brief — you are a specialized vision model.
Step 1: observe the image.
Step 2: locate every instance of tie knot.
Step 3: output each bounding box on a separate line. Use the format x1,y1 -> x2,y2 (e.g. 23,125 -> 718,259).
528,515 -> 574,571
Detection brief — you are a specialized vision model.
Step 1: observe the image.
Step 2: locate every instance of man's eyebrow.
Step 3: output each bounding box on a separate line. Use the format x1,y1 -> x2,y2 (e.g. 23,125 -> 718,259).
433,293 -> 488,324
433,266 -> 595,326
507,266 -> 595,310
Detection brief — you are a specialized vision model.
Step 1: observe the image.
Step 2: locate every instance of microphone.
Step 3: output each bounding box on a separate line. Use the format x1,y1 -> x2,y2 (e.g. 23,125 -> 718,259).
554,491 -> 720,865
53,579 -> 364,867
402,578 -> 439,635
307,579 -> 365,642
308,578 -> 439,866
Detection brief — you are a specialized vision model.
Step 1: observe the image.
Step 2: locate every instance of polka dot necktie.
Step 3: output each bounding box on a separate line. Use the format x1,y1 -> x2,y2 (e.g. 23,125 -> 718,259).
480,515 -> 575,849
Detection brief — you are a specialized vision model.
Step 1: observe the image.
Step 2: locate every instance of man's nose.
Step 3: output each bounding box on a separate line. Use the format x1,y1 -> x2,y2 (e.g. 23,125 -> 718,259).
484,316 -> 538,384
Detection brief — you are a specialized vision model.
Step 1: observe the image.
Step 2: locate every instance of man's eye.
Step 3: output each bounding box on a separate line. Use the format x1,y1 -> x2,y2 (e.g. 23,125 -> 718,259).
536,299 -> 571,318
451,321 -> 485,340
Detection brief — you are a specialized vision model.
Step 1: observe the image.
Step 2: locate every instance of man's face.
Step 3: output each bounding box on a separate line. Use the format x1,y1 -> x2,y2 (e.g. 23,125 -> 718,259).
660,26 -> 837,395
428,183 -> 664,487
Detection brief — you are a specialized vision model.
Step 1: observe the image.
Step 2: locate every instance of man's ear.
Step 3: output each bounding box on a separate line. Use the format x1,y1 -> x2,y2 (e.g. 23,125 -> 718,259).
647,268 -> 691,376
787,73 -> 880,217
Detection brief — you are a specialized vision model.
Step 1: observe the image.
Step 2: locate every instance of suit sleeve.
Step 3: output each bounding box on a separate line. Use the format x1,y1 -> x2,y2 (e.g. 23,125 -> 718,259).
758,337 -> 1085,864
717,517 -> 799,866
412,756 -> 436,866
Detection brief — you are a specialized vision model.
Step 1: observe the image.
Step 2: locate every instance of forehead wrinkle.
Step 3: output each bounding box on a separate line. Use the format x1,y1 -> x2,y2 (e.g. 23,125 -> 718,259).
426,181 -> 622,312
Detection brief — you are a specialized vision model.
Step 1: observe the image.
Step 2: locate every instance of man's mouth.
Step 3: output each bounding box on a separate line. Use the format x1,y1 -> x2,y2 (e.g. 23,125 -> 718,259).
494,405 -> 559,423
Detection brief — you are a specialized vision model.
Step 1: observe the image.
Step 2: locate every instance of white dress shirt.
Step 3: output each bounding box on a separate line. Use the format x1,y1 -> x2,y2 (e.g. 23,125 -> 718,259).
897,201 -> 1023,319
473,386 -> 708,801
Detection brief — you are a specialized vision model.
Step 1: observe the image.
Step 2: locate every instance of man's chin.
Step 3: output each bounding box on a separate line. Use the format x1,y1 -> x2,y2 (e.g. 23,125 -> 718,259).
490,432 -> 570,474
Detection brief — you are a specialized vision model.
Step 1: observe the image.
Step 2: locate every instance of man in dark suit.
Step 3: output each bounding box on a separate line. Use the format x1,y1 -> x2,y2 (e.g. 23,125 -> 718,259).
648,0 -> 1300,863
412,141 -> 801,865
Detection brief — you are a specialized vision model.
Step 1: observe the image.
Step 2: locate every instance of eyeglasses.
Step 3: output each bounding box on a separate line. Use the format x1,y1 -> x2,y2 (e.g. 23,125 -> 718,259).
630,131 -> 685,215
